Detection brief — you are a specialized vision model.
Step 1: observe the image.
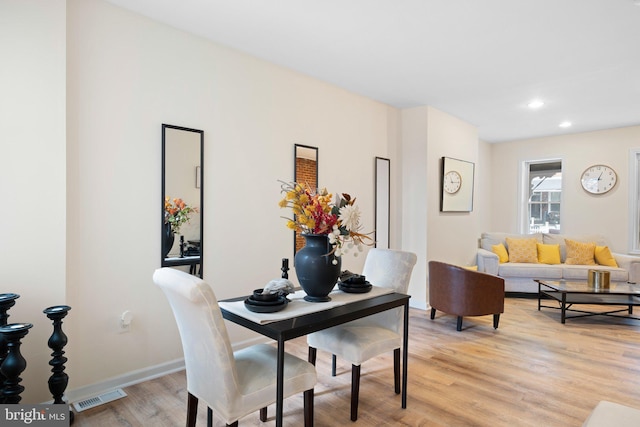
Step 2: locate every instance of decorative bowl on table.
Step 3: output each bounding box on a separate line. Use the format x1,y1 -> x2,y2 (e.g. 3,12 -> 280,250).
338,275 -> 372,293
244,295 -> 289,313
252,288 -> 280,301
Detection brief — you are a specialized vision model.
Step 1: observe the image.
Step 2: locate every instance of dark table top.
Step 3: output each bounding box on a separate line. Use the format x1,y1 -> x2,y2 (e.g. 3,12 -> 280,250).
220,291 -> 410,341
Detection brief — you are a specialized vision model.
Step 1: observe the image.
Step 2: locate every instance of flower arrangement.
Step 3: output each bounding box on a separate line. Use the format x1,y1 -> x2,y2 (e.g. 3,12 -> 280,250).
279,181 -> 373,262
164,197 -> 198,235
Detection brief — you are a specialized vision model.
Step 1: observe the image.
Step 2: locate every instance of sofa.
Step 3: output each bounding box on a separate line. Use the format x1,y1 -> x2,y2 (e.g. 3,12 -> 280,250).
476,232 -> 640,293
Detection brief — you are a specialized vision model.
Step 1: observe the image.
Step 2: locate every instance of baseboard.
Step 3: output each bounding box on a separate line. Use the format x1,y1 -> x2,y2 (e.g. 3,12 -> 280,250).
65,358 -> 186,404
64,335 -> 268,405
410,300 -> 428,310
505,291 -> 538,299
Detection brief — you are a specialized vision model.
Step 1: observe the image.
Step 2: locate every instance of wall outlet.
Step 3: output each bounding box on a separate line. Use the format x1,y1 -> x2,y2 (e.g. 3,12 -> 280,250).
119,310 -> 133,333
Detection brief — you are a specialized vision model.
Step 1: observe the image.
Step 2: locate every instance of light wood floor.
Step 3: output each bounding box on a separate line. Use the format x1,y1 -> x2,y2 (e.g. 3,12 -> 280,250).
73,297 -> 640,426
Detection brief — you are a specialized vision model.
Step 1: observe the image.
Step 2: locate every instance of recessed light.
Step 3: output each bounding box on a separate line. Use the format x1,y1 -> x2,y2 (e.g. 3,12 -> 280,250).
528,99 -> 545,109
559,121 -> 572,128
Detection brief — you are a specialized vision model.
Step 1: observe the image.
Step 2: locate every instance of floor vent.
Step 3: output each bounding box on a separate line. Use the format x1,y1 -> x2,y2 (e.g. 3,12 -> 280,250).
73,388 -> 127,412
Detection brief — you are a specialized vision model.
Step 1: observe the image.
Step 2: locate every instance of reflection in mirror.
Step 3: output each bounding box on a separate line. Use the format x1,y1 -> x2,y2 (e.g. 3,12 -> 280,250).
294,144 -> 318,254
375,157 -> 390,249
162,124 -> 203,277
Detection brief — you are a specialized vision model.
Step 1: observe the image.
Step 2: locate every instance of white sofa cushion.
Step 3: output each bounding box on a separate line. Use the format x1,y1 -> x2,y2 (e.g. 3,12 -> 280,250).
583,401 -> 640,427
562,264 -> 628,282
498,263 -> 563,279
480,232 -> 543,252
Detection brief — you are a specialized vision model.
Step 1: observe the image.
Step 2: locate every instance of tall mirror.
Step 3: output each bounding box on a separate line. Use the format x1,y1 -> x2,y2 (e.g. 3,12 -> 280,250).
294,144 -> 318,254
375,157 -> 390,249
161,124 -> 204,277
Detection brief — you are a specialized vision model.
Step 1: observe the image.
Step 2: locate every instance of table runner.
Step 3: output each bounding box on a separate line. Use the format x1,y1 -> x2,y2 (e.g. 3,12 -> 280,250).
218,286 -> 394,324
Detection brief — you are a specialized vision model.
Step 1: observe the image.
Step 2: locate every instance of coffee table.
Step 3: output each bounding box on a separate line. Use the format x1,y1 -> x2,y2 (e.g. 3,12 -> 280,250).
536,279 -> 640,323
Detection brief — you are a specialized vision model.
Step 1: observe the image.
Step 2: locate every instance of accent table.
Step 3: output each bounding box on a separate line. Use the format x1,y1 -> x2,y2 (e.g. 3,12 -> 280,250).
536,279 -> 640,324
219,288 -> 411,427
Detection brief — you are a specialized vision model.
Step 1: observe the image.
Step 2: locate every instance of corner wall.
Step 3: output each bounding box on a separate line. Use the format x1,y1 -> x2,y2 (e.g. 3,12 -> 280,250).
401,106 -> 490,308
490,125 -> 640,252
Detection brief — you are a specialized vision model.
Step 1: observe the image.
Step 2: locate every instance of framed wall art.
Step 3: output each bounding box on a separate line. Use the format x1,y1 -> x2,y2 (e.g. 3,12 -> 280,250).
440,156 -> 474,212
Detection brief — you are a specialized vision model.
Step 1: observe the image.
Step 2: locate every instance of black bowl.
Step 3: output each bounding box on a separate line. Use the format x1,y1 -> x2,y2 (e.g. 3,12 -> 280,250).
245,296 -> 288,306
338,282 -> 372,293
244,297 -> 288,313
252,289 -> 279,302
344,274 -> 367,285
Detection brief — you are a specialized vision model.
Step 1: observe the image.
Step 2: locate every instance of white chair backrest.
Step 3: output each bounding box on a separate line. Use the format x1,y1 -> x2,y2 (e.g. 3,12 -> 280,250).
361,249 -> 417,332
152,268 -> 240,411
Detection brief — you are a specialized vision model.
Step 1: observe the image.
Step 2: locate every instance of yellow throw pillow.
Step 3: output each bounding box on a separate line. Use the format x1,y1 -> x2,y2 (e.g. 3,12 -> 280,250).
463,265 -> 478,271
491,243 -> 509,263
565,239 -> 596,265
595,245 -> 618,267
537,243 -> 561,264
505,237 -> 538,263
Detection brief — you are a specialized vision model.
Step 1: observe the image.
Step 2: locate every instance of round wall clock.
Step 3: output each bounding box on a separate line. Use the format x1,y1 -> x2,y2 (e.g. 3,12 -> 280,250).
443,170 -> 462,194
580,164 -> 617,194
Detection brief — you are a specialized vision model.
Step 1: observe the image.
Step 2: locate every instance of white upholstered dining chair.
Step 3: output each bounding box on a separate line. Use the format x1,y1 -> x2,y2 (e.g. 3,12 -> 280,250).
306,249 -> 417,421
153,267 -> 317,427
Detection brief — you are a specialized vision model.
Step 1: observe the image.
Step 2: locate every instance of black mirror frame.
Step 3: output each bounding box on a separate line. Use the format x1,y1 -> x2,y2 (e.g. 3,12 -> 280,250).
375,157 -> 390,249
161,124 -> 204,276
293,144 -> 318,256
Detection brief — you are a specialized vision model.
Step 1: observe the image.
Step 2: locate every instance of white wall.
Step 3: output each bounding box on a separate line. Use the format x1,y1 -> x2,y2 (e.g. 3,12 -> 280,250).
16,0 -> 627,405
400,106 -> 489,309
426,107 -> 484,267
490,125 -> 640,253
63,0 -> 400,398
1,0 -> 67,403
400,107 -> 429,309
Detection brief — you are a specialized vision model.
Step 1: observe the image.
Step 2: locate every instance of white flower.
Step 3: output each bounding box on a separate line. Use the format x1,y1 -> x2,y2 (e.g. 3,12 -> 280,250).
339,204 -> 361,231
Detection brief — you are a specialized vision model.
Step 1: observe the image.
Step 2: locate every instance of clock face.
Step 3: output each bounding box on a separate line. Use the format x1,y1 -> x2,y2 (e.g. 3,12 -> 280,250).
443,170 -> 462,194
581,165 -> 617,194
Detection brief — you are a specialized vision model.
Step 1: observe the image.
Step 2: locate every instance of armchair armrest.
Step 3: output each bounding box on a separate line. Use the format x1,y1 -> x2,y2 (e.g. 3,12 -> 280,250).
612,252 -> 640,283
477,248 -> 499,275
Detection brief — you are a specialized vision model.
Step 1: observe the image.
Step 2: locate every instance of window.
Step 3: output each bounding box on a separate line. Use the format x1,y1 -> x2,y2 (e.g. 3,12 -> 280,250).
523,160 -> 562,234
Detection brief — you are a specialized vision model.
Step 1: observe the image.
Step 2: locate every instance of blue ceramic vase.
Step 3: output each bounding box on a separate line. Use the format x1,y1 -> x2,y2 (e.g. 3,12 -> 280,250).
295,234 -> 341,302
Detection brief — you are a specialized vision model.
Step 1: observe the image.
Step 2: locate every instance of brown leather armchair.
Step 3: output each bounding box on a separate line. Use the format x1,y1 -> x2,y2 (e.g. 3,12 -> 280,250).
428,261 -> 505,331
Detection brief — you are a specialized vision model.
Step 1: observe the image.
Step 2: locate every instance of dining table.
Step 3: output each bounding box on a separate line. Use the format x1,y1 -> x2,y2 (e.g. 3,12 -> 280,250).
218,286 -> 411,427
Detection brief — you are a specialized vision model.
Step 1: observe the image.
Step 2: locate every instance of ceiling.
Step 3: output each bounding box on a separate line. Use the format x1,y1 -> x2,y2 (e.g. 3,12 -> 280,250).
104,0 -> 640,143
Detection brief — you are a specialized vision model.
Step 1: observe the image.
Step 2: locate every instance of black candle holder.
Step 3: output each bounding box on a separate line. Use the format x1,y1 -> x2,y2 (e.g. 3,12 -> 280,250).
0,293 -> 20,326
44,305 -> 73,424
0,322 -> 33,404
0,293 -> 20,400
281,258 -> 289,279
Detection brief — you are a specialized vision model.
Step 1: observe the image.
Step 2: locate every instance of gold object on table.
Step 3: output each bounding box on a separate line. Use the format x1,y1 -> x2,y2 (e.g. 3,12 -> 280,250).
588,269 -> 610,289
